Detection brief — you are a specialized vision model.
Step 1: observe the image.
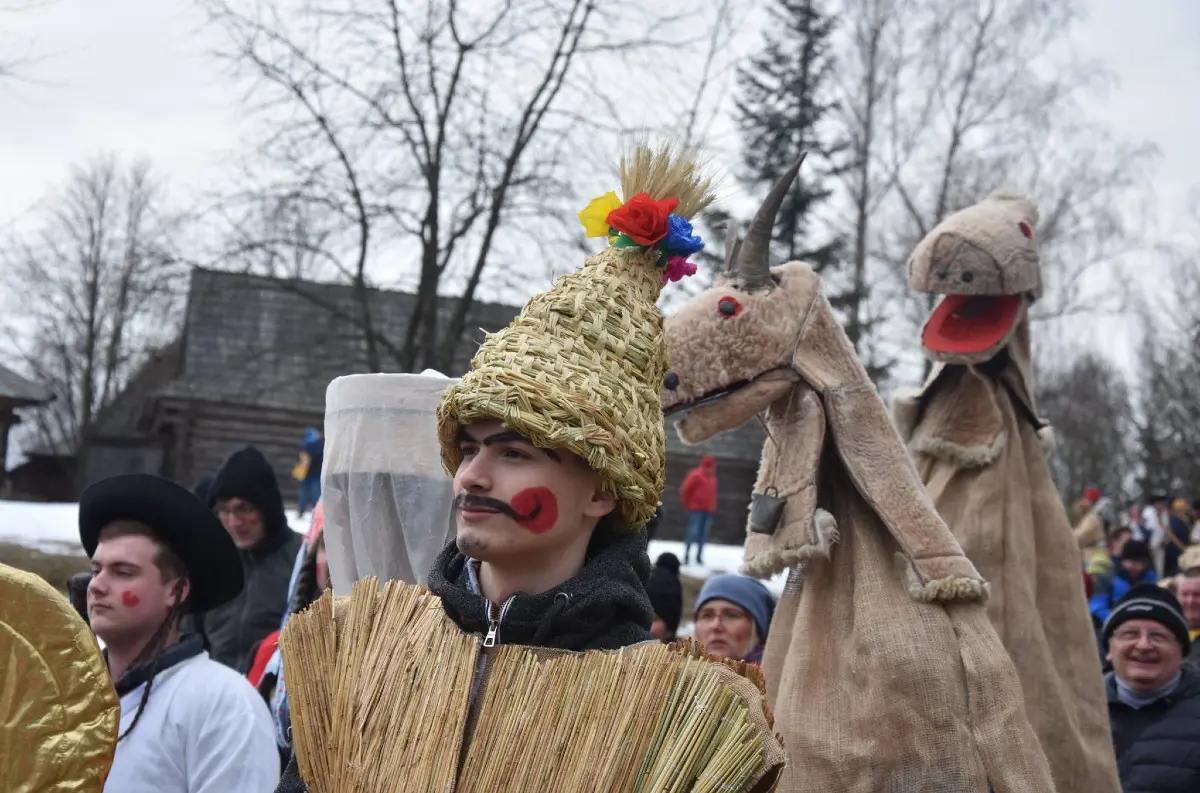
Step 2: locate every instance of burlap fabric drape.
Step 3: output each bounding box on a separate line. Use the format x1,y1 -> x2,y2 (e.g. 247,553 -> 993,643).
894,319 -> 1120,793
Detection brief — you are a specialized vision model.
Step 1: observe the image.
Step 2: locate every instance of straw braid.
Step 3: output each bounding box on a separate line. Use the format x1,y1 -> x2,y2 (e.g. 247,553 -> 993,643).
438,245 -> 668,527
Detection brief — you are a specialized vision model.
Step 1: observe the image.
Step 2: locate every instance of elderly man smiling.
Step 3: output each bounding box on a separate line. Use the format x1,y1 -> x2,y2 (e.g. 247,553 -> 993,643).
1102,583 -> 1200,792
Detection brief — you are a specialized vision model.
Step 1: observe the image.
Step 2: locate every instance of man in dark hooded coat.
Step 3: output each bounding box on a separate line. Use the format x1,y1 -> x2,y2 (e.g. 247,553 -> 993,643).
200,445 -> 303,672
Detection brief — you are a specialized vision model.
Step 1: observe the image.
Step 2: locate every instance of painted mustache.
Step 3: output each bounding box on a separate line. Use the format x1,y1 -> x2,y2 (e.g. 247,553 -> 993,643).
455,493 -> 529,522
454,488 -> 558,534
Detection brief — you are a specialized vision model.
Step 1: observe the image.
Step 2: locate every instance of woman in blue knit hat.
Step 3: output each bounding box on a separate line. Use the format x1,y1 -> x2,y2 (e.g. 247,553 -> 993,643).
692,574 -> 775,663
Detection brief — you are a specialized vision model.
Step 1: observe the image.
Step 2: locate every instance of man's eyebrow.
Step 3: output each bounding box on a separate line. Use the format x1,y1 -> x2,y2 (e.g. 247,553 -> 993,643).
456,428 -> 560,461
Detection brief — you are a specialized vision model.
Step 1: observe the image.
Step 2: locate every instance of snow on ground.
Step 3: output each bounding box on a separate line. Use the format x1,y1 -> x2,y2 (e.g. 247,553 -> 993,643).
0,500 -> 785,597
0,501 -> 316,555
646,538 -> 786,597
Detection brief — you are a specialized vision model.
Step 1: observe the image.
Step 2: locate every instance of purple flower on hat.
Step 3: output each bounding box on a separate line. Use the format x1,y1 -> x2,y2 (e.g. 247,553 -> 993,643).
662,255 -> 697,284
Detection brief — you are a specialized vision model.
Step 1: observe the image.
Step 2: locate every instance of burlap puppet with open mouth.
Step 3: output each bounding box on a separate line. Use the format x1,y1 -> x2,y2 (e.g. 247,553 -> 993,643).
280,144 -> 786,793
660,161 -> 1056,793
891,192 -> 1121,793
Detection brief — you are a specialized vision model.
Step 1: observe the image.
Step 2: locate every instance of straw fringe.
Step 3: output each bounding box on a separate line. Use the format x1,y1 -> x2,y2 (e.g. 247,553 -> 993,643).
281,579 -> 782,792
618,142 -> 718,220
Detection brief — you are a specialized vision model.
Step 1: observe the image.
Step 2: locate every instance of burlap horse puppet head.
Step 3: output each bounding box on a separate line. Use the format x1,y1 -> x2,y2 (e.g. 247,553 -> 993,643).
895,191 -> 1053,454
661,161 -> 1056,793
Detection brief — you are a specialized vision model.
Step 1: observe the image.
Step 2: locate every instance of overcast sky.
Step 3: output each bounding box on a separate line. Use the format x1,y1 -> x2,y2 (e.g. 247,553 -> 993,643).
2,0 -> 1197,373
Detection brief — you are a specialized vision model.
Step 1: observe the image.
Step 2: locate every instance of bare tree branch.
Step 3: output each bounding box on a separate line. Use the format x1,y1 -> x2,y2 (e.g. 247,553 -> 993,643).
1,156 -> 186,453
200,0 -> 701,375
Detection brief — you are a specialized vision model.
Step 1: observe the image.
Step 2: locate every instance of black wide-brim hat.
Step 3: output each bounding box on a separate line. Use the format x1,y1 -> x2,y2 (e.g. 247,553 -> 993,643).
79,474 -> 244,612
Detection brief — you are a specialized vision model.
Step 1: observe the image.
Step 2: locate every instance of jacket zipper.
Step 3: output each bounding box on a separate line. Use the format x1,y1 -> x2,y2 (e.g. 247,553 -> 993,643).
482,595 -> 517,647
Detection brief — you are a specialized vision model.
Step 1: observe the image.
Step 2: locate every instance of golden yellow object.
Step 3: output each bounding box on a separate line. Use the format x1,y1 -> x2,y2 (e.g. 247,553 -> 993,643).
0,563 -> 120,793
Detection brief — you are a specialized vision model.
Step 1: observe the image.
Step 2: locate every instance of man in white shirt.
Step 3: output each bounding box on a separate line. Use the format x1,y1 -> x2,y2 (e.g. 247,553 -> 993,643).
1143,493 -> 1169,575
80,473 -> 281,793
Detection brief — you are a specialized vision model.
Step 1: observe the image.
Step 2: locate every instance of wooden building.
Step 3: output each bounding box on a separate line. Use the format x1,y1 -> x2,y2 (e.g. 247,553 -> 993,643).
81,267 -> 764,544
0,364 -> 54,497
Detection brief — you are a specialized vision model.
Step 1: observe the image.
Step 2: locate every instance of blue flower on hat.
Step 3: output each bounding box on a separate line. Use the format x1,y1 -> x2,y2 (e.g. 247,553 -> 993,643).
663,214 -> 704,258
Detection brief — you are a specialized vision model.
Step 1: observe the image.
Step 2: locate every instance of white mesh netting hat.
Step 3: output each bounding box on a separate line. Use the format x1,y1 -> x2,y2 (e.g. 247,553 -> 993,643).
322,371 -> 459,593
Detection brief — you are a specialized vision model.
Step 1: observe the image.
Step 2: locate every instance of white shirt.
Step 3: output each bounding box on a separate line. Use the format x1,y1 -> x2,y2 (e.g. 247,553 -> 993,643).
105,651 -> 280,793
1142,505 -> 1165,548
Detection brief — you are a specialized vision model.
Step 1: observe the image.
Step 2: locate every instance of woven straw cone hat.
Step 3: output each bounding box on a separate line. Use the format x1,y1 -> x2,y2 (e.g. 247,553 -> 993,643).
437,244 -> 669,528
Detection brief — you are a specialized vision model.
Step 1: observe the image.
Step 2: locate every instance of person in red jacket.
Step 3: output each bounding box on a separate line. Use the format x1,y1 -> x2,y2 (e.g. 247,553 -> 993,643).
680,456 -> 718,565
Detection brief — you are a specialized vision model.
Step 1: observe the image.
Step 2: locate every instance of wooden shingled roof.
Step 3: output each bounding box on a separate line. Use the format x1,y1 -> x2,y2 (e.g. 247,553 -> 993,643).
149,267 -> 765,463
0,362 -> 52,407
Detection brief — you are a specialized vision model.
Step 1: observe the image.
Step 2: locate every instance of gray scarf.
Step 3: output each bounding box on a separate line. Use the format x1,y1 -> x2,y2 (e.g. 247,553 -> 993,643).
1113,670 -> 1182,709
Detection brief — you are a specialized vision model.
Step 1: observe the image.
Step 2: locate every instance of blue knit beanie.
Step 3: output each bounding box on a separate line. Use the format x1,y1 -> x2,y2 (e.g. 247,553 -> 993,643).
694,574 -> 774,639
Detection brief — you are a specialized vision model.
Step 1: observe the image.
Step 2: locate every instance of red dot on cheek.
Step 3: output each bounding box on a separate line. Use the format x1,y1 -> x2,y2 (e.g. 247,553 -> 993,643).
121,590 -> 141,608
509,487 -> 558,534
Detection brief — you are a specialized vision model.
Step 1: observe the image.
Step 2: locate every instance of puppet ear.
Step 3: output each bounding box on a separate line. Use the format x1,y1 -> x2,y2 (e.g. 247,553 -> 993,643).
741,384 -> 838,579
722,220 -> 742,276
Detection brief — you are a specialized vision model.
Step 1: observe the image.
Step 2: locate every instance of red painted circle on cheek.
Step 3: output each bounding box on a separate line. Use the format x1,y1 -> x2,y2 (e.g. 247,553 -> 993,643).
509,487 -> 559,534
121,590 -> 141,608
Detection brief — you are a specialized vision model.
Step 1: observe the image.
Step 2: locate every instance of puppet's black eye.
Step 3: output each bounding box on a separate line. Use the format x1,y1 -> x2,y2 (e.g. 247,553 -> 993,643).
717,297 -> 742,317
664,372 -> 680,390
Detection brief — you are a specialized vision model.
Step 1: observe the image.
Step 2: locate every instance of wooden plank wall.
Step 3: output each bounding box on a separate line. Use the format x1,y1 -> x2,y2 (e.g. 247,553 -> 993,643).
658,455 -> 757,548
158,399 -> 322,507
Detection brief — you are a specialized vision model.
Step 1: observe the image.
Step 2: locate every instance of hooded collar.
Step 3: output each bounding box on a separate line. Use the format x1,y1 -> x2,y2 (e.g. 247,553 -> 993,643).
427,528 -> 654,652
111,633 -> 205,697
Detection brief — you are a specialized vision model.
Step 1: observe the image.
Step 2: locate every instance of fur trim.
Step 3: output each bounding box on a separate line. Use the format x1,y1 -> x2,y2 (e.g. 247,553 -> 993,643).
740,542 -> 833,580
895,553 -> 989,604
740,509 -> 840,580
1037,425 -> 1056,455
910,429 -> 1007,469
810,508 -> 839,555
890,390 -> 922,442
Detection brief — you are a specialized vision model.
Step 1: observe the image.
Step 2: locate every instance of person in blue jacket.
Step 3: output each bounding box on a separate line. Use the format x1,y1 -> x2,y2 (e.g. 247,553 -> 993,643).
1090,539 -> 1159,623
295,428 -> 324,518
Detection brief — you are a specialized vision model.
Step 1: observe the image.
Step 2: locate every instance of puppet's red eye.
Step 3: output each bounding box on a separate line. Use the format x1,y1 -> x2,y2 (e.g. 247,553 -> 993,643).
717,297 -> 742,317
1018,221 -> 1033,239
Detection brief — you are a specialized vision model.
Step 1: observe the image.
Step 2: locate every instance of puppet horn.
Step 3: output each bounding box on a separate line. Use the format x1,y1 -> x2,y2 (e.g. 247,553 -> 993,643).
735,154 -> 806,291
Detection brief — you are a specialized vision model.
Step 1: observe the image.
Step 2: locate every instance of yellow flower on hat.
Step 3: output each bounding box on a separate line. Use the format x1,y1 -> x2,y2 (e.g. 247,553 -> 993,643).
577,191 -> 623,238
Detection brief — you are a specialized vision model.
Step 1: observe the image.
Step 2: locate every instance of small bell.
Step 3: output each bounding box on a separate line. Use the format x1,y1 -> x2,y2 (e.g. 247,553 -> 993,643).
749,487 -> 786,535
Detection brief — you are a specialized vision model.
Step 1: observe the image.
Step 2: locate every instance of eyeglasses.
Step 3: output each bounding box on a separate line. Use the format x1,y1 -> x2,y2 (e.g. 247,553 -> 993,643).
1112,627 -> 1175,647
695,607 -> 750,626
215,502 -> 259,519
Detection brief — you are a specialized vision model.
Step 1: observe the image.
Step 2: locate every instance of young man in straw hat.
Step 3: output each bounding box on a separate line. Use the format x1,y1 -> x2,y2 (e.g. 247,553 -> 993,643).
80,473 -> 280,792
273,143 -> 718,791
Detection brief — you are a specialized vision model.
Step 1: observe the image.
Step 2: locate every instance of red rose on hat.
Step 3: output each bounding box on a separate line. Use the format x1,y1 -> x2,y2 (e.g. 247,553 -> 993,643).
607,193 -> 679,246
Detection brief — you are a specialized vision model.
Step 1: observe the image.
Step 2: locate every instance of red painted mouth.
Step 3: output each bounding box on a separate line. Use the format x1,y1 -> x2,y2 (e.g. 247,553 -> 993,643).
923,294 -> 1022,356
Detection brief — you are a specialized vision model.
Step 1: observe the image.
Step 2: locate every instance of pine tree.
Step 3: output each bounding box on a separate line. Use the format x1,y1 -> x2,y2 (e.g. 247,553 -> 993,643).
734,0 -> 843,272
